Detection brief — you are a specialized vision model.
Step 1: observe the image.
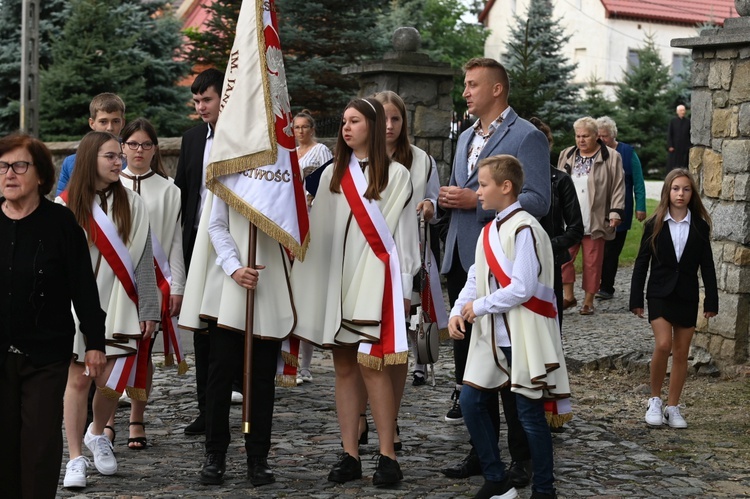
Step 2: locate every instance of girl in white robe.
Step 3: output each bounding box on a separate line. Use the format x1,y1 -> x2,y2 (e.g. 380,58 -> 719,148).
58,131 -> 159,485
117,118 -> 186,449
291,98 -> 419,486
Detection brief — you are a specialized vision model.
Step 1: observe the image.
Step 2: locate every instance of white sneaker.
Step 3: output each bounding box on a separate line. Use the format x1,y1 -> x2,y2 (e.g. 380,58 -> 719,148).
298,369 -> 313,383
63,456 -> 90,488
663,405 -> 688,428
645,397 -> 663,426
84,423 -> 118,475
231,390 -> 243,404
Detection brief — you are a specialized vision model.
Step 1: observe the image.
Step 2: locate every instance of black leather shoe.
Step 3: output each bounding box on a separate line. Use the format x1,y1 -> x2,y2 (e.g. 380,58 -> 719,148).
372,454 -> 403,486
530,489 -> 558,499
508,459 -> 532,488
184,415 -> 206,435
475,477 -> 515,499
328,452 -> 362,483
200,452 -> 226,485
441,449 -> 482,478
247,456 -> 275,486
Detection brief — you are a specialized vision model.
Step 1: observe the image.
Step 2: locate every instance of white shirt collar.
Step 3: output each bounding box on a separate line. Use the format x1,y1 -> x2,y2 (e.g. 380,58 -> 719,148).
495,200 -> 522,221
664,208 -> 691,224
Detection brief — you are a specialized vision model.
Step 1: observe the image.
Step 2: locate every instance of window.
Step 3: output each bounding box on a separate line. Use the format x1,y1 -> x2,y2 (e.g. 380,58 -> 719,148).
672,53 -> 690,82
627,49 -> 640,74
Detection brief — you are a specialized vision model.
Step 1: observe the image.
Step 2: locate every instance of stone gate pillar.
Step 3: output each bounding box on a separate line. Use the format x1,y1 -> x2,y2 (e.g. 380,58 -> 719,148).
673,3 -> 750,365
342,27 -> 457,184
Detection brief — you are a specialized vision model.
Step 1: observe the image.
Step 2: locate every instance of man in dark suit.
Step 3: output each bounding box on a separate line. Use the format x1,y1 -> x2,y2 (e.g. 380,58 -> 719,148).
666,104 -> 690,173
439,57 -> 551,488
175,68 -> 224,435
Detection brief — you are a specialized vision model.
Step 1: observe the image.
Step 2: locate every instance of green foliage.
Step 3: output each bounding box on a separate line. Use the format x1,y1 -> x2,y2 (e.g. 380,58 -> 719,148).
580,76 -> 617,119
182,0 -> 240,71
504,0 -> 581,159
278,0 -> 388,116
39,0 -> 191,140
376,0 -> 488,115
613,34 -> 677,175
0,0 -> 68,135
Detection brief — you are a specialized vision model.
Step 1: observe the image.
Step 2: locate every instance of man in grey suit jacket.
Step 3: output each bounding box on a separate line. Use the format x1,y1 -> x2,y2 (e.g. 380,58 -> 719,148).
439,58 -> 551,487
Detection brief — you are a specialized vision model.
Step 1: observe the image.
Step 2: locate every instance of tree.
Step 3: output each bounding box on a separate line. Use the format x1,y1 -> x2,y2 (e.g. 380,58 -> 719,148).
39,0 -> 191,140
0,0 -> 68,135
580,76 -> 617,119
613,34 -> 677,174
182,0 -> 240,71
504,0 -> 581,157
277,0 -> 388,116
375,0 -> 488,114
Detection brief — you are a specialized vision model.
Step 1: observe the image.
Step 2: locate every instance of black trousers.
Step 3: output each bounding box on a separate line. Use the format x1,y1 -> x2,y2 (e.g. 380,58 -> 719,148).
0,353 -> 69,499
193,331 -> 210,417
446,247 -> 472,386
599,230 -> 628,295
204,323 -> 280,458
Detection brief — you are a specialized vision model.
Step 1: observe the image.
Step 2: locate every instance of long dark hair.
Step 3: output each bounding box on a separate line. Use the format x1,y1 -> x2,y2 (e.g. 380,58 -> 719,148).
647,168 -> 711,254
67,132 -> 132,244
373,90 -> 413,170
120,117 -> 167,178
330,98 -> 390,200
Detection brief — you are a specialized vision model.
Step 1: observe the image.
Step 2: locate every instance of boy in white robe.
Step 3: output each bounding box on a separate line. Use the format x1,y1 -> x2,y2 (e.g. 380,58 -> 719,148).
449,155 -> 569,499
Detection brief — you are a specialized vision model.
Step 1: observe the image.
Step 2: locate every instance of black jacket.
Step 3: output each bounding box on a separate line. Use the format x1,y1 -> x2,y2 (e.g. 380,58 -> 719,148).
629,215 -> 718,312
540,165 -> 583,266
174,122 -> 209,269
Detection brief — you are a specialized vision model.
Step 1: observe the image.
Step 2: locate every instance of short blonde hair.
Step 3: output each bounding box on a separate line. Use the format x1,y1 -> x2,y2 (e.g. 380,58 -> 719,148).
573,116 -> 598,136
477,154 -> 524,197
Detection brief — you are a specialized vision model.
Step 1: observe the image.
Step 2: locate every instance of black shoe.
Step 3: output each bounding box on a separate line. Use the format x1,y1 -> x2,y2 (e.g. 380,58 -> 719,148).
372,454 -> 403,486
184,415 -> 206,435
508,459 -> 532,488
328,452 -> 362,483
412,371 -> 426,386
474,477 -> 516,499
359,414 -> 369,445
441,449 -> 482,478
530,489 -> 558,499
445,389 -> 463,423
200,452 -> 226,485
247,456 -> 275,486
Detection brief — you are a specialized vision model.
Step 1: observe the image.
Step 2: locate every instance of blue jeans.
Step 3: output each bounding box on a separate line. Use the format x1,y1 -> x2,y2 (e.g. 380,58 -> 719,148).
460,347 -> 555,493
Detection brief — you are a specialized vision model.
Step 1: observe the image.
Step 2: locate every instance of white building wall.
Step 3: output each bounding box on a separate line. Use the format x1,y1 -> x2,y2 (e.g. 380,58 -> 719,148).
483,0 -> 699,99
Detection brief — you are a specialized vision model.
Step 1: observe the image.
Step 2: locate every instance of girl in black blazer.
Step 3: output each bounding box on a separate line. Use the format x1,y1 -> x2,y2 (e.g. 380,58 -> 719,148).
630,169 -> 718,429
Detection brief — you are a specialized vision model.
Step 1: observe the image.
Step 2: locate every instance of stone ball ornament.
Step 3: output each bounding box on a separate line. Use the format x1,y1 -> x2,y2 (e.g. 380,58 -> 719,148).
392,27 -> 421,52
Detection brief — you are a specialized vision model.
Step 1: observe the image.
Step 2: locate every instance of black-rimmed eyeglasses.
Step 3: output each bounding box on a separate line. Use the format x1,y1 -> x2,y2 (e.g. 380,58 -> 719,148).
0,161 -> 32,175
124,141 -> 155,150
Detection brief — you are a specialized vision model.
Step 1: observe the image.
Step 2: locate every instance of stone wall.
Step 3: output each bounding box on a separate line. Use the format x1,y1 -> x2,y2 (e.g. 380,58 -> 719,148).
674,14 -> 750,366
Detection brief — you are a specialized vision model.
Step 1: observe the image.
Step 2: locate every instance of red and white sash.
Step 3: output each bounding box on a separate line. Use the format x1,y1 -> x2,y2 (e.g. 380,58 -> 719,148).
275,337 -> 300,387
340,155 -> 407,367
152,234 -> 187,375
60,191 -> 141,395
482,220 -> 557,319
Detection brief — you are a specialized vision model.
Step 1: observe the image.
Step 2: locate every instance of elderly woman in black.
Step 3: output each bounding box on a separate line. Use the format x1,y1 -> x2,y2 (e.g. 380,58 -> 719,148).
0,133 -> 106,498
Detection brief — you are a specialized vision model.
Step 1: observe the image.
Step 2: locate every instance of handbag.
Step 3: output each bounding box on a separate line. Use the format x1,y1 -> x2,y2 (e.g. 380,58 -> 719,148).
414,212 -> 440,367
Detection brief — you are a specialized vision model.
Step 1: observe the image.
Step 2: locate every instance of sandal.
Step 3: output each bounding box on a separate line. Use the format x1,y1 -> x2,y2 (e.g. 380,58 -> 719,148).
127,422 -> 148,450
103,425 -> 116,444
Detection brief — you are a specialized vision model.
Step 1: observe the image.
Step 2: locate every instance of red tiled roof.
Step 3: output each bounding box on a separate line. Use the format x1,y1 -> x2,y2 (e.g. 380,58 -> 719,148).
479,0 -> 738,26
600,0 -> 737,26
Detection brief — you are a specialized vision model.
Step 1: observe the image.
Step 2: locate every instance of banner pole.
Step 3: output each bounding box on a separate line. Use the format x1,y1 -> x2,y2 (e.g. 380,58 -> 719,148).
242,222 -> 258,434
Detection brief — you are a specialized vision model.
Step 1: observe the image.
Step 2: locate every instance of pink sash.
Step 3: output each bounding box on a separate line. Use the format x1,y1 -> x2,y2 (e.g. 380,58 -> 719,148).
341,155 -> 407,368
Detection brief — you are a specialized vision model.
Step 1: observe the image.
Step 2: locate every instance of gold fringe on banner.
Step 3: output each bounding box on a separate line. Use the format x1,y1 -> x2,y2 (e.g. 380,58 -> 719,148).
177,359 -> 189,376
357,352 -> 383,371
438,328 -> 450,342
281,350 -> 299,368
97,386 -> 122,401
275,373 -> 297,387
209,181 -> 309,261
126,387 -> 148,402
545,411 -> 573,429
384,351 -> 408,366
